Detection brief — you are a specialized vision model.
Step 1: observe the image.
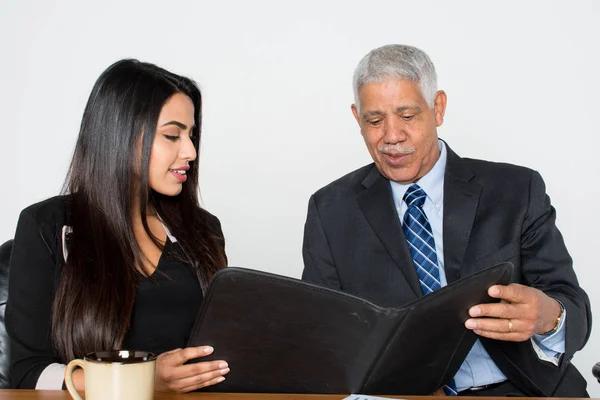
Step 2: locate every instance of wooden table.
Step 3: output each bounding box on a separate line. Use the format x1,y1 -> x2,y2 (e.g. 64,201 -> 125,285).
0,391 -> 586,400
0,392 -> 402,399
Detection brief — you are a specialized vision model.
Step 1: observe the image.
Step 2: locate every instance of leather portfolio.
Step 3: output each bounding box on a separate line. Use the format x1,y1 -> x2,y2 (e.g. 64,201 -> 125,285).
187,262 -> 513,394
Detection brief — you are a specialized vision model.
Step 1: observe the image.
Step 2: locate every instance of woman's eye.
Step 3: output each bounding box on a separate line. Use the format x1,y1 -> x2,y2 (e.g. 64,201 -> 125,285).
164,135 -> 179,141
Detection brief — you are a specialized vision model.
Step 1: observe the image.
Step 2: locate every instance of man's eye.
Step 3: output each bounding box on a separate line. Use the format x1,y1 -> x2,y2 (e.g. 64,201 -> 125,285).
402,115 -> 415,121
368,120 -> 382,126
164,135 -> 179,141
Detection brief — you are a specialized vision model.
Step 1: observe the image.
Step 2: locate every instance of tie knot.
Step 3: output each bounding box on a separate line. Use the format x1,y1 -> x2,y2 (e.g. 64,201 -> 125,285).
403,184 -> 427,208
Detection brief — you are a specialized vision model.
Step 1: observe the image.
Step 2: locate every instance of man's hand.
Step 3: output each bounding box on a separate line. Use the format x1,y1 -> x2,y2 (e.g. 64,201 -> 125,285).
465,283 -> 561,342
155,346 -> 230,393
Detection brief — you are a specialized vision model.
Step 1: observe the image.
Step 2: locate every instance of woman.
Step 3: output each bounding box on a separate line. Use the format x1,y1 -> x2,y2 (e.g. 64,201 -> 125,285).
6,59 -> 229,392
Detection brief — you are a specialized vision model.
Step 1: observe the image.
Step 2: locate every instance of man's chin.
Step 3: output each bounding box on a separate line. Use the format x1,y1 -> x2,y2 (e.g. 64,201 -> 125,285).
376,164 -> 418,184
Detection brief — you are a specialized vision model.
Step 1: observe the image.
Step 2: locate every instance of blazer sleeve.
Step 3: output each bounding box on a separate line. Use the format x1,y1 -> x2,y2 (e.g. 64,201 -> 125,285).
6,208 -> 60,388
301,194 -> 342,290
521,170 -> 591,364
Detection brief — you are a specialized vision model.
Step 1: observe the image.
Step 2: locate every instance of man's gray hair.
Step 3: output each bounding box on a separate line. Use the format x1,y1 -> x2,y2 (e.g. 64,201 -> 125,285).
353,44 -> 438,109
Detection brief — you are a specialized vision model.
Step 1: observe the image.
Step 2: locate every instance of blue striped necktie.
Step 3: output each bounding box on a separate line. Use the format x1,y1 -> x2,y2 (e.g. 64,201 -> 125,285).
402,183 -> 457,396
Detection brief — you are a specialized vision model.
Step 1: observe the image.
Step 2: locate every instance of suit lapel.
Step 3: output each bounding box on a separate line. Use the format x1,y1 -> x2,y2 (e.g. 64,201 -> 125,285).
442,145 -> 482,284
356,166 -> 422,297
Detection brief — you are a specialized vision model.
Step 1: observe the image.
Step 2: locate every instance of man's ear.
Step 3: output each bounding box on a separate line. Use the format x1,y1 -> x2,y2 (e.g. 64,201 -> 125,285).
351,104 -> 361,127
433,90 -> 447,127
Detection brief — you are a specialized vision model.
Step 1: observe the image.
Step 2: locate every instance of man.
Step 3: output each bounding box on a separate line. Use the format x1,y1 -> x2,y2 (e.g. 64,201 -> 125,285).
302,44 -> 591,397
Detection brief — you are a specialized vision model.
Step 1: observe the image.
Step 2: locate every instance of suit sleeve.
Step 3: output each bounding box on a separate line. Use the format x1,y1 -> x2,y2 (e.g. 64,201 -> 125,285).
301,195 -> 341,290
521,170 -> 591,364
6,209 -> 61,388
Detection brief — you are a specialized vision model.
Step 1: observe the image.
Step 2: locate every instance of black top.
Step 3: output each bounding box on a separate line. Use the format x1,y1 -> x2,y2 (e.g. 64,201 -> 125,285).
5,195 -> 224,389
124,239 -> 203,355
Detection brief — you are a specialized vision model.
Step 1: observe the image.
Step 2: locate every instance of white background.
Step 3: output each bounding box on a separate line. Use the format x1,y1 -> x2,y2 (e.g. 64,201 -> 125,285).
1,0 -> 599,394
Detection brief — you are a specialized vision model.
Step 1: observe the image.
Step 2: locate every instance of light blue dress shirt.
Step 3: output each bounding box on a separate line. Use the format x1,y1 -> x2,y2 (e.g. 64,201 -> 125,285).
389,140 -> 566,391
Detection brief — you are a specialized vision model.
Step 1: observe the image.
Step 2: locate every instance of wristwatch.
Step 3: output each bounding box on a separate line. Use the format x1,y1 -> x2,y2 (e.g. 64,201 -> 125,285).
547,299 -> 565,334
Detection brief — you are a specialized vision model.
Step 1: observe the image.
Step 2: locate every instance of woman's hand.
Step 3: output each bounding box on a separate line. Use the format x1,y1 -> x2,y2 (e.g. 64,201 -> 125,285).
155,346 -> 229,393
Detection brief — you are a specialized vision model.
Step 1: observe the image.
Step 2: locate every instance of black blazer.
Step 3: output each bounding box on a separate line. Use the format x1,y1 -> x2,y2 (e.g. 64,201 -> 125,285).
302,143 -> 591,397
6,195 -> 224,389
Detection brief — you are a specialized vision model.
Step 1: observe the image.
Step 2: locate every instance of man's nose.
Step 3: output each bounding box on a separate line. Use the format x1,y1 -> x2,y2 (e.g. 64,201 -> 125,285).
383,119 -> 407,143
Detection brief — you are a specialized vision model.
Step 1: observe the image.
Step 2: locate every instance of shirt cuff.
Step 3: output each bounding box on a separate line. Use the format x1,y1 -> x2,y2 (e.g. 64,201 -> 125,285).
35,363 -> 66,390
531,300 -> 566,364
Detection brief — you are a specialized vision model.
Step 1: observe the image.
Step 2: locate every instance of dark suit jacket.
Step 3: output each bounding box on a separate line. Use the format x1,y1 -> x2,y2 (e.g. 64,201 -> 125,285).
302,143 -> 591,397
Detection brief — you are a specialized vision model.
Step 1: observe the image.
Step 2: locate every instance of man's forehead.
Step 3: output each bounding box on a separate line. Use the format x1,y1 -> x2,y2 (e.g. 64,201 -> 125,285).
357,79 -> 426,105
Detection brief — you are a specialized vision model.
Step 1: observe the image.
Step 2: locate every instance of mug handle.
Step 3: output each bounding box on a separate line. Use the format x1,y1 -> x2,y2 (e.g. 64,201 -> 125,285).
64,359 -> 84,400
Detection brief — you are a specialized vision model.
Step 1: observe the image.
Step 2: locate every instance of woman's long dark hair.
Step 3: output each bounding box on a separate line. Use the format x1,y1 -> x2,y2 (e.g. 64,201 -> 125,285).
51,59 -> 227,362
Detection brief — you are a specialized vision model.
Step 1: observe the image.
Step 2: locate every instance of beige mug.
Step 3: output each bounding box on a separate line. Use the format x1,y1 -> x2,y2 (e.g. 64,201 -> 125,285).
64,350 -> 156,400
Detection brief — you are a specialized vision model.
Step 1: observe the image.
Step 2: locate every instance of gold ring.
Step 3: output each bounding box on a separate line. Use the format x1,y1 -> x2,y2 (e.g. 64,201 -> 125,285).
508,319 -> 513,332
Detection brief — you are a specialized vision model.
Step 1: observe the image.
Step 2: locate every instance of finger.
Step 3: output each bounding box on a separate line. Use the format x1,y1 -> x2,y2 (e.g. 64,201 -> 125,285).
488,283 -> 528,303
175,346 -> 214,364
169,360 -> 228,381
465,317 -> 518,333
472,328 -> 530,342
172,366 -> 230,393
179,375 -> 227,393
469,302 -> 519,319
161,348 -> 183,356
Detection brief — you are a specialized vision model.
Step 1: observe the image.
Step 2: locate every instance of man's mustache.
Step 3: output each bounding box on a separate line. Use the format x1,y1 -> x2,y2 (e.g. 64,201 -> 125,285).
377,144 -> 416,154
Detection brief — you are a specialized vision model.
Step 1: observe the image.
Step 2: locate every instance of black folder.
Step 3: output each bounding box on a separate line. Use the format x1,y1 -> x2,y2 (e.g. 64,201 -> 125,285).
187,262 -> 513,395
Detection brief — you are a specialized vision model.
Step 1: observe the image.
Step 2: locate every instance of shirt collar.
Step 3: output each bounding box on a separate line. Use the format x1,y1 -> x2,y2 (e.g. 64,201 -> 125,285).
389,139 -> 447,207
163,223 -> 178,243
156,215 -> 178,243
